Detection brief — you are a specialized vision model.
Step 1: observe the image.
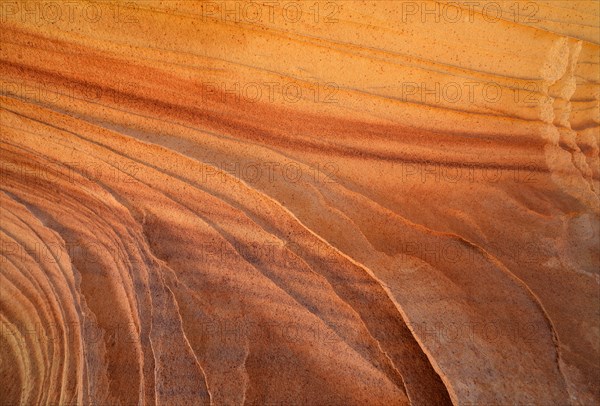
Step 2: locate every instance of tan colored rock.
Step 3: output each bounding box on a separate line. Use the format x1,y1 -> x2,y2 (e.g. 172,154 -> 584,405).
1,1 -> 598,404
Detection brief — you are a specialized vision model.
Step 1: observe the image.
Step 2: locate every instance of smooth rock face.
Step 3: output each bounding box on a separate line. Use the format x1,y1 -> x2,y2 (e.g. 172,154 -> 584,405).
0,1 -> 598,405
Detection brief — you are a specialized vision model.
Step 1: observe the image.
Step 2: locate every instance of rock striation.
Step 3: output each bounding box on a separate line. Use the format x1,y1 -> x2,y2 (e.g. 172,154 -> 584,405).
1,1 -> 599,405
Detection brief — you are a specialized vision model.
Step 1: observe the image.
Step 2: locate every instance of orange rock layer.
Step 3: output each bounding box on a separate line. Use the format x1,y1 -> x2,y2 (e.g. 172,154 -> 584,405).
1,1 -> 599,405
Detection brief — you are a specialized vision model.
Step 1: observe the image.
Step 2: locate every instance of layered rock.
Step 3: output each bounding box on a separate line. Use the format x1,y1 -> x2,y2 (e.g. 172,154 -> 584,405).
1,1 -> 598,405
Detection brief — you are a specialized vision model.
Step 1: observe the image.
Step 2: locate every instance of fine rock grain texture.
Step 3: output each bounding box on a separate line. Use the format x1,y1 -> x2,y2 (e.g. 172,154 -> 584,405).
0,1 -> 599,405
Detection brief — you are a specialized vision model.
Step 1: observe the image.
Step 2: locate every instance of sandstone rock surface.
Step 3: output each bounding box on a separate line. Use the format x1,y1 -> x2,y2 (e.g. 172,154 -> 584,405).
1,1 -> 599,405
